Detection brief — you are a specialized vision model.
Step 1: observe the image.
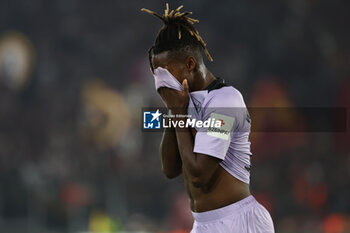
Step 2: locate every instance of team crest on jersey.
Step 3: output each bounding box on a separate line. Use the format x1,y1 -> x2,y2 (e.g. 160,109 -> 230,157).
191,96 -> 202,113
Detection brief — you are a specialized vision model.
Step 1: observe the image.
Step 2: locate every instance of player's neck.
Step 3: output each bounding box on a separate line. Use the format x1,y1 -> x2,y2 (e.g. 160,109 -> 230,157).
192,67 -> 216,92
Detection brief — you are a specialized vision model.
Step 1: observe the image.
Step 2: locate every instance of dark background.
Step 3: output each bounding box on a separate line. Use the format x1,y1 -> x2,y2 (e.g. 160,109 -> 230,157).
0,0 -> 349,232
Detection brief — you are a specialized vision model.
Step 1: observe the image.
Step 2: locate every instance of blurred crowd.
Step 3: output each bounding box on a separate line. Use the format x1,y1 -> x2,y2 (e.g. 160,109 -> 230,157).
0,0 -> 349,232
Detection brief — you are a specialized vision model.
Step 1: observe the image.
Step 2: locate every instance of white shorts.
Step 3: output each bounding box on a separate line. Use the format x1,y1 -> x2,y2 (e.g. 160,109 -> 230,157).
191,195 -> 274,233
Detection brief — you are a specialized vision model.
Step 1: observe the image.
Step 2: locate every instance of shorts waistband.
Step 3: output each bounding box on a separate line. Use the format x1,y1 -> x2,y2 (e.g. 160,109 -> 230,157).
191,195 -> 257,222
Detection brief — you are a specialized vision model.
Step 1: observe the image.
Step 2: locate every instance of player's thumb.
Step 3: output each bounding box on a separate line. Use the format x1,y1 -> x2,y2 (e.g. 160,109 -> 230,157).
182,79 -> 189,93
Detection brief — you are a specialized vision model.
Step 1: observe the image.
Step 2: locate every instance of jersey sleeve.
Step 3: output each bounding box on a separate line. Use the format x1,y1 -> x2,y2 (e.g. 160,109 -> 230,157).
193,91 -> 244,160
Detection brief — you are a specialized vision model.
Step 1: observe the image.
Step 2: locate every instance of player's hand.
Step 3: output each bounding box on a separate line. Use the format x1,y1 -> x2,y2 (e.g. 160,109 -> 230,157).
158,79 -> 190,114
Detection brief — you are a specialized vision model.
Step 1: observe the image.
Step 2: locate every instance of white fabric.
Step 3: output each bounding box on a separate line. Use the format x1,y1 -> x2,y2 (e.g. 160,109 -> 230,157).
191,196 -> 274,233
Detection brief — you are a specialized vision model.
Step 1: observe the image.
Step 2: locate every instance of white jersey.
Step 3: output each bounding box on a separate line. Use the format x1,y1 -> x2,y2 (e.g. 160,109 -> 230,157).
153,67 -> 252,183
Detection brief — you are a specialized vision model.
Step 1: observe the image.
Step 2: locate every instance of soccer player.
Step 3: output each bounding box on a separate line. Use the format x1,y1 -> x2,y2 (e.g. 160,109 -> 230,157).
142,4 -> 274,233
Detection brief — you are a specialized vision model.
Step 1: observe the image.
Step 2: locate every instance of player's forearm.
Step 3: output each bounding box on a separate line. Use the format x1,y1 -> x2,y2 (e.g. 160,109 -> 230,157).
173,115 -> 202,179
159,126 -> 182,179
175,125 -> 219,188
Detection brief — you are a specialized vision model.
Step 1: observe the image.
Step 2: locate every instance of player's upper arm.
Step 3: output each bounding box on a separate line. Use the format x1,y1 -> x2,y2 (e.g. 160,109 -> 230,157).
189,91 -> 245,187
193,90 -> 244,161
189,128 -> 222,188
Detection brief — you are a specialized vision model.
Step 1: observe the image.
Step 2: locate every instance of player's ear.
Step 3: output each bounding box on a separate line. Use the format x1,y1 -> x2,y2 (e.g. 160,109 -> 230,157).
185,56 -> 196,72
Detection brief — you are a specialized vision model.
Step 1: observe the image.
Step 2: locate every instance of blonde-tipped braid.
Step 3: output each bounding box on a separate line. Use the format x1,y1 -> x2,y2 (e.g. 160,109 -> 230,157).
141,3 -> 213,62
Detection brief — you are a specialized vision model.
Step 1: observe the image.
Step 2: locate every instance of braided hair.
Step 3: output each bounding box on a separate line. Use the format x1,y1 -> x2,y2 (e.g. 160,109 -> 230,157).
141,3 -> 213,71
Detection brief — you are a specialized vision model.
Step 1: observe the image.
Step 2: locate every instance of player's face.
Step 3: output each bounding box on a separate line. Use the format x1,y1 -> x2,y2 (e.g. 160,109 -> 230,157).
152,51 -> 196,89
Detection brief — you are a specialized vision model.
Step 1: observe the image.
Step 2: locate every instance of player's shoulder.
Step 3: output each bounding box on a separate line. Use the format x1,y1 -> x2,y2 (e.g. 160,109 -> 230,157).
204,86 -> 245,108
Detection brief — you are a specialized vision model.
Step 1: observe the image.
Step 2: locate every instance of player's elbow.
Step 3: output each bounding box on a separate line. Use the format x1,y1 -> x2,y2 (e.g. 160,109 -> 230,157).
162,167 -> 181,179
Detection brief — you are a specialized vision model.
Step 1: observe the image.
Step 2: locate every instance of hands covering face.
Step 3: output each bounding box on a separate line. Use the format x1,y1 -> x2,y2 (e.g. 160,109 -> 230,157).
153,67 -> 190,114
158,79 -> 190,114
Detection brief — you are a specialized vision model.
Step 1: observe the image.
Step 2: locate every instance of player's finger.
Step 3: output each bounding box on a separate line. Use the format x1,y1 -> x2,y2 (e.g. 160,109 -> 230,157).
183,79 -> 189,93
